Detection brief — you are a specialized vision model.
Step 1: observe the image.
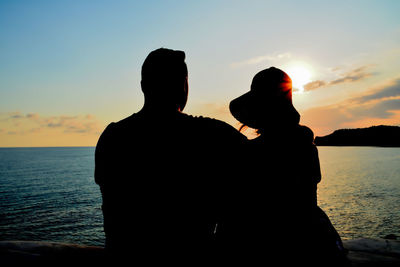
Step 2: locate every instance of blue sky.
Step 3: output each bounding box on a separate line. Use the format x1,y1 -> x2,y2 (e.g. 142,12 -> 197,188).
1,0 -> 400,146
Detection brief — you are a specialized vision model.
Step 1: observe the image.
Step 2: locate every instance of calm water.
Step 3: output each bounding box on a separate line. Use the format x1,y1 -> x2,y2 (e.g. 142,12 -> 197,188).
0,147 -> 103,246
318,146 -> 400,240
0,147 -> 399,246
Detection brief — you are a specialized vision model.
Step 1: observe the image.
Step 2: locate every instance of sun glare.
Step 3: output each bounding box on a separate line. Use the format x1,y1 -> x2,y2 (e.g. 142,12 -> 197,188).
285,64 -> 312,93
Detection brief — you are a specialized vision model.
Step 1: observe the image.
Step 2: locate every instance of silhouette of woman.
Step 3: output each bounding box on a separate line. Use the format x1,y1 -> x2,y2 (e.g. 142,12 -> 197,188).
220,67 -> 349,266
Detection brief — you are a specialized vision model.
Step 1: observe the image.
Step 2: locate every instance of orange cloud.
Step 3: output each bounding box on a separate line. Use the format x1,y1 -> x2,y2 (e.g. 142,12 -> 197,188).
329,65 -> 374,85
1,112 -> 102,135
303,65 -> 375,91
303,80 -> 326,91
0,112 -> 104,147
301,77 -> 400,136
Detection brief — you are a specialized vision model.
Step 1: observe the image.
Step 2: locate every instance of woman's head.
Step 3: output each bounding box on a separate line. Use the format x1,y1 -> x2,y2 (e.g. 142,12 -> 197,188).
229,67 -> 300,133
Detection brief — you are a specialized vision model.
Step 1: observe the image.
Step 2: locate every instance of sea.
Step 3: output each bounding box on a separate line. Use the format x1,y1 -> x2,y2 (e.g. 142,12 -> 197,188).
0,146 -> 399,246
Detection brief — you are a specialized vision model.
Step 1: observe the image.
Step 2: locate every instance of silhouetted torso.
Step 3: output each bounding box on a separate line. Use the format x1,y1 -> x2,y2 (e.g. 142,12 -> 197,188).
217,124 -> 322,264
218,124 -> 349,266
95,109 -> 245,263
225,66 -> 349,266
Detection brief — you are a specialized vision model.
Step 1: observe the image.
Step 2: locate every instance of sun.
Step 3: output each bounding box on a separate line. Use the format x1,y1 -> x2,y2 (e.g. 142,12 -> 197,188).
285,64 -> 312,93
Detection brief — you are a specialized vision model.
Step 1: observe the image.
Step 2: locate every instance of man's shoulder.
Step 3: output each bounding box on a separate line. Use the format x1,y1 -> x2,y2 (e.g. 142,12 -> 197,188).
187,114 -> 227,127
98,112 -> 246,144
101,113 -> 142,134
96,114 -> 139,145
112,113 -> 141,129
184,113 -> 246,141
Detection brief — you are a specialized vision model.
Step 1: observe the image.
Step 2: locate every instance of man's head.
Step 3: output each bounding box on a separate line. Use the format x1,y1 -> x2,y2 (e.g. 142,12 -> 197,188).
141,48 -> 188,111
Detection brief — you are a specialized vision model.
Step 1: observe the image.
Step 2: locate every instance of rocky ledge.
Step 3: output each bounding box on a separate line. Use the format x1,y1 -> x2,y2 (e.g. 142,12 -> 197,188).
1,238 -> 399,266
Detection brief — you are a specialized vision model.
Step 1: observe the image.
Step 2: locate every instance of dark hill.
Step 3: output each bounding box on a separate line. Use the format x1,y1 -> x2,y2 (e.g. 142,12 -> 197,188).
314,125 -> 400,147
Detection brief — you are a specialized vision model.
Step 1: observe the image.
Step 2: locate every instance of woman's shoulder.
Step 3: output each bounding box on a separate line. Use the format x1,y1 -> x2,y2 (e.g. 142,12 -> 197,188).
254,124 -> 315,144
296,125 -> 315,143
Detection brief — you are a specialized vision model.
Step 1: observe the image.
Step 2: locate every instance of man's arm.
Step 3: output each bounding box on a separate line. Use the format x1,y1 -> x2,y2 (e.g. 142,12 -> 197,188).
94,123 -> 116,186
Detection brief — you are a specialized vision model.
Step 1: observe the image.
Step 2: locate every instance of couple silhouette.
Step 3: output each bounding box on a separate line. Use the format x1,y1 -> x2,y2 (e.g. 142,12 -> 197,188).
95,48 -> 349,265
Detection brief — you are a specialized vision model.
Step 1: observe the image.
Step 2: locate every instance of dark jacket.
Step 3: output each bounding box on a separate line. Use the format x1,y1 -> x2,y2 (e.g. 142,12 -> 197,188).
218,124 -> 348,266
95,110 -> 245,263
217,124 -> 321,262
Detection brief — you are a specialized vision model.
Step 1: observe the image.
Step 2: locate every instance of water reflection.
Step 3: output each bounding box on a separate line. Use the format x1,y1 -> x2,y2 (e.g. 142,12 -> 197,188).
317,147 -> 400,240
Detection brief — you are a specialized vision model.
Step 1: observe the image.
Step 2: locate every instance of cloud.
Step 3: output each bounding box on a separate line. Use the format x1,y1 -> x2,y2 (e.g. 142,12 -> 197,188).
329,65 -> 374,85
348,97 -> 400,119
8,112 -> 24,119
26,113 -> 40,120
0,112 -> 102,135
303,80 -> 326,91
350,78 -> 400,104
231,52 -> 291,68
301,77 -> 400,136
303,65 -> 375,91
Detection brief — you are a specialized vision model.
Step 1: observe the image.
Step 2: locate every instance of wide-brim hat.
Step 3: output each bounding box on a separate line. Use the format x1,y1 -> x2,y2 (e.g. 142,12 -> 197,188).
229,67 -> 299,129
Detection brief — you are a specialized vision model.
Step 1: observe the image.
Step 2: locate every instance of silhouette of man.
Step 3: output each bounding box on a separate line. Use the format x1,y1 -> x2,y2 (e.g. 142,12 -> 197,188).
94,48 -> 245,263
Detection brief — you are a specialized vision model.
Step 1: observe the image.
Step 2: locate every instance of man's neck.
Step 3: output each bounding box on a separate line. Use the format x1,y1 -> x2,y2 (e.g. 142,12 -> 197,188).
140,104 -> 182,115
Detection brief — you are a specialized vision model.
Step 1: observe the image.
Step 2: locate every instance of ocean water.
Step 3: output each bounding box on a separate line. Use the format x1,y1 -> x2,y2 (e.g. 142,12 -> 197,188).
0,147 -> 399,246
0,147 -> 104,246
318,146 -> 400,240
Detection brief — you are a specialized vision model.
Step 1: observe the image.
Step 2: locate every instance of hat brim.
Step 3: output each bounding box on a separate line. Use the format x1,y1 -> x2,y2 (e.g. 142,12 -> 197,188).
229,91 -> 262,129
229,91 -> 299,129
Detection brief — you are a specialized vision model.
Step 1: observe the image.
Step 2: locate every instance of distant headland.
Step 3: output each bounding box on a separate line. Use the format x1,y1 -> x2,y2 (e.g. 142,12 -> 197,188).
314,125 -> 400,147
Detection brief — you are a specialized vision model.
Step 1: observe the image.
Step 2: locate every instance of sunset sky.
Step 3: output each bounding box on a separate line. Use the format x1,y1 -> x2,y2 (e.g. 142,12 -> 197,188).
1,0 -> 400,147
